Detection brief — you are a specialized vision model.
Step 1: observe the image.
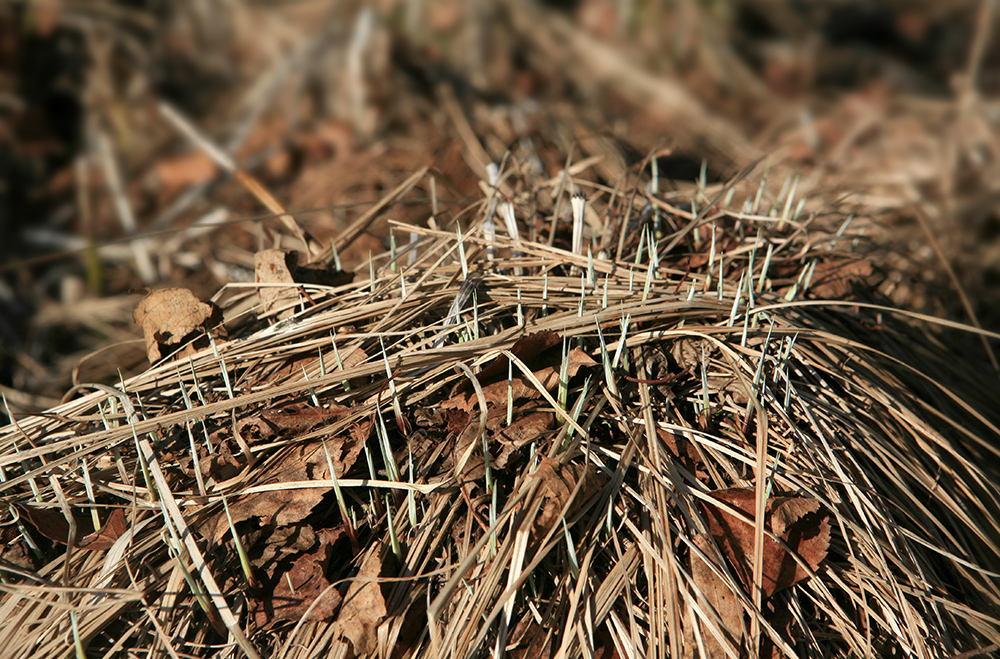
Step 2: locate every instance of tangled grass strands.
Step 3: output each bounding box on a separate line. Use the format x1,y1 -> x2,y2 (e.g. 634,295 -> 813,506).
1,156 -> 999,658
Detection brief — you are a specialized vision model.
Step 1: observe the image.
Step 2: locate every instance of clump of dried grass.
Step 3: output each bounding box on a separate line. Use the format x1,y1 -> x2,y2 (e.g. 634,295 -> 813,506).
1,155 -> 999,659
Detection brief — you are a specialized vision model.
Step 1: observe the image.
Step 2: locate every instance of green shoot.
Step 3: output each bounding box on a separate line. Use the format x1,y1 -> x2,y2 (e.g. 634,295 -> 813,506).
330,334 -> 351,392
757,243 -> 774,293
330,239 -> 342,271
596,320 -> 618,398
386,494 -> 402,559
562,516 -> 580,580
208,335 -> 234,400
221,493 -> 258,589
323,440 -> 358,550
301,366 -> 319,407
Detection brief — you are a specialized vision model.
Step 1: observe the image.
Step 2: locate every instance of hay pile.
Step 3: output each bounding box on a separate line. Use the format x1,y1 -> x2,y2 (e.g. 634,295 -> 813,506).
1,155 -> 999,659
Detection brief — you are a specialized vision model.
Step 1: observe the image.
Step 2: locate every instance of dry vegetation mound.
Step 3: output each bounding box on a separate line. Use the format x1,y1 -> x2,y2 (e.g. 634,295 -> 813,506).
2,2 -> 1000,658
1,159 -> 999,658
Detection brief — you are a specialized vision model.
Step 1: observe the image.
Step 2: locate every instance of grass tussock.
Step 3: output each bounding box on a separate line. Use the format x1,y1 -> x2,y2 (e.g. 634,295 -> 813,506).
1,155 -> 999,659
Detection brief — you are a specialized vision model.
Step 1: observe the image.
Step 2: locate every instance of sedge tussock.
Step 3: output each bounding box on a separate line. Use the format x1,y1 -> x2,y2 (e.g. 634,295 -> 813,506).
1,157 -> 999,659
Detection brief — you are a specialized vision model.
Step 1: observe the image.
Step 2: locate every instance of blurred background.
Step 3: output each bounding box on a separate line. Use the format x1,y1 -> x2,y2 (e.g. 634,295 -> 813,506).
2,0 -> 998,414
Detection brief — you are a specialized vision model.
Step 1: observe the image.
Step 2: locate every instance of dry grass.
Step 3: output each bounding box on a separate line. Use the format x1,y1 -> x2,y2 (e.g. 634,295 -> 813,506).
1,154 -> 999,659
4,2 -> 1000,658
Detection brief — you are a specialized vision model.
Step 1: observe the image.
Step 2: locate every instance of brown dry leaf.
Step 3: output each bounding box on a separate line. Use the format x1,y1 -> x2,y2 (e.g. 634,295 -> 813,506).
133,288 -> 217,362
471,331 -> 562,387
532,347 -> 597,391
146,150 -> 219,202
508,616 -> 555,659
444,343 -> 596,413
335,544 -> 387,657
0,523 -> 33,572
495,410 -> 553,468
235,402 -> 362,452
10,503 -> 126,551
204,437 -> 367,544
530,457 -> 606,541
255,249 -> 301,321
808,258 -> 875,300
761,598 -> 798,659
76,508 -> 128,551
669,339 -> 747,405
251,526 -> 346,630
685,533 -> 743,659
260,402 -> 354,434
656,427 -> 701,475
767,496 -> 830,592
698,488 -> 830,598
10,502 -> 77,546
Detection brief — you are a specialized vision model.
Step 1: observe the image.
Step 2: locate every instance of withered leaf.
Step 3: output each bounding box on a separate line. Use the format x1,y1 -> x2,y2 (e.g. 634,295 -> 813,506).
495,410 -> 553,468
468,330 -> 562,388
530,457 -> 606,542
443,347 -> 596,413
686,532 -> 743,659
807,258 -> 874,300
255,249 -> 301,321
133,288 -> 217,362
260,402 -> 353,434
698,488 -> 830,598
76,508 -> 128,551
335,544 -> 387,656
11,504 -> 126,551
204,438 -> 366,544
250,526 -> 346,629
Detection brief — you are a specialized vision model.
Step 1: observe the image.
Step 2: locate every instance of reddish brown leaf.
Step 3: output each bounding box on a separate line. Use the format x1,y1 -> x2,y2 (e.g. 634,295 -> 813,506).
251,526 -> 345,629
10,502 -> 74,545
260,402 -> 353,434
133,288 -> 218,363
444,346 -> 596,413
808,258 -> 874,300
147,150 -> 219,202
255,249 -> 301,321
204,438 -> 366,544
767,496 -> 830,592
469,330 -> 562,387
686,533 -> 743,659
698,488 -> 830,598
11,504 -> 126,551
335,544 -> 387,656
77,509 -> 128,551
530,457 -> 606,541
495,410 -> 553,468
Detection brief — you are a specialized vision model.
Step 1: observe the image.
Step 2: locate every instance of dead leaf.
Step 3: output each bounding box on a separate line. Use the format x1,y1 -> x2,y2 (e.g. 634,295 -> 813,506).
10,503 -> 126,551
807,258 -> 875,300
255,249 -> 302,321
10,502 -> 76,546
685,532 -> 743,659
260,402 -> 354,434
530,457 -> 606,541
203,436 -> 367,544
656,427 -> 701,475
495,410 -> 553,468
335,544 -> 387,656
77,508 -> 128,551
469,331 -> 562,388
133,288 -> 218,362
250,526 -> 346,629
698,488 -> 830,598
146,150 -> 219,202
766,496 -> 830,593
444,344 -> 596,413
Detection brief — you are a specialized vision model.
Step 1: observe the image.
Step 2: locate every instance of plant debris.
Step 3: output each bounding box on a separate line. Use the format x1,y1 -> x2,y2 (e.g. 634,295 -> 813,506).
2,151 -> 999,658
